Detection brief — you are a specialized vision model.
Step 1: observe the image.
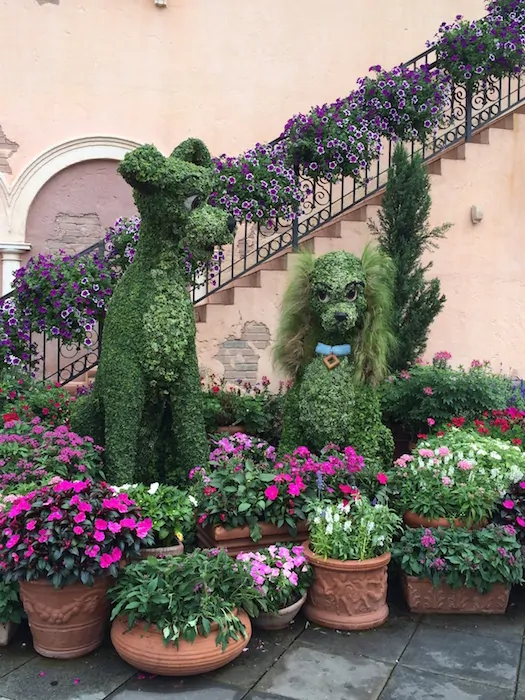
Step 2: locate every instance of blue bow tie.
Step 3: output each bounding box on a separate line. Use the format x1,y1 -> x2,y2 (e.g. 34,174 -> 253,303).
315,343 -> 351,357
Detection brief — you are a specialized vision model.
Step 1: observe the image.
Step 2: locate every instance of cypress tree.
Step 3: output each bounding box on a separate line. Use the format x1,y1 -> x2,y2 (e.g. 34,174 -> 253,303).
369,143 -> 451,371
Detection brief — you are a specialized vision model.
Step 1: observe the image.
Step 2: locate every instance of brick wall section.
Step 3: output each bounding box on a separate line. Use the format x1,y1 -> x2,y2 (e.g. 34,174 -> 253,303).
215,321 -> 271,382
48,213 -> 102,254
0,126 -> 19,174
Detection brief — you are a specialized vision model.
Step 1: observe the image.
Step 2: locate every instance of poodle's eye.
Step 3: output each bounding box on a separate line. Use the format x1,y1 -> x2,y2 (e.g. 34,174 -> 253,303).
346,286 -> 358,302
184,194 -> 202,211
317,289 -> 329,303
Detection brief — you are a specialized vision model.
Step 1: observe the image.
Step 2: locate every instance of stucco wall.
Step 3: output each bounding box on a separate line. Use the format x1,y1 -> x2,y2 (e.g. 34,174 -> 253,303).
24,159 -> 136,263
1,0 -> 484,183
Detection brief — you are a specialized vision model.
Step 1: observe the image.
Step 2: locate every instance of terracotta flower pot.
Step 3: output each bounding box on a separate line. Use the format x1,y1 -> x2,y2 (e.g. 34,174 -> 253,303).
403,511 -> 486,530
217,425 -> 246,436
0,621 -> 18,647
254,593 -> 307,631
19,577 -> 110,659
197,520 -> 308,556
303,541 -> 390,631
402,574 -> 510,614
111,610 -> 252,676
140,542 -> 184,559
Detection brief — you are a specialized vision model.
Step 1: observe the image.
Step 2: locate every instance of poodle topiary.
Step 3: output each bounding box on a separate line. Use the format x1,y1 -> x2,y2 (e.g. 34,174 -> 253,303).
273,246 -> 396,467
72,138 -> 236,485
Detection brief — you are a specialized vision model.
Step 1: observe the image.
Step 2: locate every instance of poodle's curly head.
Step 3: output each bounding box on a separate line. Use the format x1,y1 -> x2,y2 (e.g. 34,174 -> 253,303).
310,251 -> 366,342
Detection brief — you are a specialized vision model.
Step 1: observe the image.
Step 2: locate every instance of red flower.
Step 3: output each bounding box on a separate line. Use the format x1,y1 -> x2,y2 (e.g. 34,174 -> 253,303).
417,433 -> 428,440
512,438 -> 522,446
42,408 -> 50,416
452,416 -> 466,428
212,385 -> 220,394
376,472 -> 388,485
339,484 -> 358,496
2,412 -> 19,423
437,431 -> 445,437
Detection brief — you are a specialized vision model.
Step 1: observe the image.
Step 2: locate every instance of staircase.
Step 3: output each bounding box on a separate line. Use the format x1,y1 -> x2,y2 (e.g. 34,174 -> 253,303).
6,44 -> 525,388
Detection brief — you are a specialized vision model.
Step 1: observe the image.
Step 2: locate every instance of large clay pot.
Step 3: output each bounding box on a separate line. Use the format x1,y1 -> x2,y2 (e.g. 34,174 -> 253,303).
303,541 -> 390,631
403,511 -> 486,530
254,593 -> 307,631
111,610 -> 252,675
402,574 -> 510,614
140,542 -> 184,559
19,577 -> 110,659
197,520 -> 308,556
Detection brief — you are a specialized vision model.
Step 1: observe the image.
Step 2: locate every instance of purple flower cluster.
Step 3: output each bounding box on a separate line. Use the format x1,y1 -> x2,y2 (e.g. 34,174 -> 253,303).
104,216 -> 141,269
0,297 -> 35,370
356,64 -> 451,141
210,141 -> 303,227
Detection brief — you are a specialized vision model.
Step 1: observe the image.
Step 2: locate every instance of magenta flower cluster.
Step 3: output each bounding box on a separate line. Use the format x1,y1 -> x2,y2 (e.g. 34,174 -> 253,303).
0,479 -> 153,587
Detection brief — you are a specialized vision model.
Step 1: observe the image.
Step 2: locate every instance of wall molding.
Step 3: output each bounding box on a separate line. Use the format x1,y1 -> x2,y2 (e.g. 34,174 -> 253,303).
0,135 -> 141,243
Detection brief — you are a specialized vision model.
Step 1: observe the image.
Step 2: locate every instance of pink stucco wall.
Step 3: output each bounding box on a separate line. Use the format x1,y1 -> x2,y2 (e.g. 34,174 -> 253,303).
1,0 -> 484,181
24,159 -> 136,263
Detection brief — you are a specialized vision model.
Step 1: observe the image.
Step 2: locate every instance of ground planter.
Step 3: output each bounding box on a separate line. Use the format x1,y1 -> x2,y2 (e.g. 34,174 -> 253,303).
303,542 -> 390,631
216,425 -> 246,436
403,511 -> 486,530
0,621 -> 17,647
139,543 -> 184,559
111,610 -> 252,675
254,593 -> 307,631
402,574 -> 510,614
19,577 -> 110,659
196,521 -> 308,557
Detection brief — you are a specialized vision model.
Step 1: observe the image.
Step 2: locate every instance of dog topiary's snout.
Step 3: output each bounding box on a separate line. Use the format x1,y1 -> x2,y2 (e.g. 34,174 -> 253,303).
334,312 -> 348,322
227,216 -> 236,234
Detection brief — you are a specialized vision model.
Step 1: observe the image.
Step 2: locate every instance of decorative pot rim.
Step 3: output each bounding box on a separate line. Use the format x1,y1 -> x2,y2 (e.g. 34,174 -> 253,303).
403,511 -> 487,529
203,520 -> 308,541
402,573 -> 511,591
140,543 -> 183,556
272,592 -> 307,617
302,541 -> 391,571
116,607 -> 244,638
19,575 -> 108,589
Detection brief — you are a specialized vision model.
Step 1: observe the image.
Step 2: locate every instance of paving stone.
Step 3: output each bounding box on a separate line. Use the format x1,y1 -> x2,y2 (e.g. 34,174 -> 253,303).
380,665 -> 513,700
299,614 -> 417,664
255,644 -> 392,700
205,621 -> 304,688
514,645 -> 525,699
400,625 -> 520,689
0,627 -> 36,679
244,693 -> 294,700
0,645 -> 135,700
421,610 -> 525,643
107,675 -> 244,699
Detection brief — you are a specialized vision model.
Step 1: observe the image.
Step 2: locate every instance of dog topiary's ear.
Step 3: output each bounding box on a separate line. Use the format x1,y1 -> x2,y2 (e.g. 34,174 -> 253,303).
170,138 -> 212,168
353,243 -> 397,385
273,252 -> 317,379
118,144 -> 168,192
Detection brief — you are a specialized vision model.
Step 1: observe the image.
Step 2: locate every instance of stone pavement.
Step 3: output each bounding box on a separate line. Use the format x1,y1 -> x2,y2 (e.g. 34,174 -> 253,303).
2,580 -> 525,700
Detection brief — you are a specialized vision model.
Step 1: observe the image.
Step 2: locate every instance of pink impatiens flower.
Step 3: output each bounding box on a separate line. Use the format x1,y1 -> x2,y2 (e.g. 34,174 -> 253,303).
85,544 -> 100,558
423,387 -> 434,396
95,518 -> 108,531
427,417 -> 436,426
376,472 -> 388,485
107,521 -> 121,534
120,517 -> 137,530
99,553 -> 113,569
264,485 -> 279,501
73,526 -> 84,536
93,530 -> 105,543
503,499 -> 515,509
516,516 -> 525,527
136,518 -> 153,539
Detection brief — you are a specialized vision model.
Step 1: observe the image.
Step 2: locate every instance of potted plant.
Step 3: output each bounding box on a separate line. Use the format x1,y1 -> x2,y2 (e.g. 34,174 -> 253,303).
109,549 -> 264,675
236,544 -> 312,629
0,479 -> 153,659
393,525 -> 524,613
390,430 -> 525,528
303,495 -> 401,630
0,581 -> 22,646
114,482 -> 198,557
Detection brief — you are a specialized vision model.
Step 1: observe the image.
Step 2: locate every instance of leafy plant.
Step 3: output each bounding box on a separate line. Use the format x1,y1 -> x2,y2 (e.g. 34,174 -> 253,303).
0,480 -> 153,587
0,370 -> 72,427
437,408 -> 525,448
379,353 -> 518,437
236,544 -> 312,611
114,482 -> 198,548
369,145 -> 449,371
308,496 -> 401,561
109,549 -> 266,650
393,525 -> 524,593
493,480 -> 525,543
389,430 -> 525,523
0,581 -> 22,625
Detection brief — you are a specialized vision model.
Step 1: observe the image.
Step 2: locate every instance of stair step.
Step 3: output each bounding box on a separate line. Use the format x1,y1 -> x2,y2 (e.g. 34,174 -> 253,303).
206,288 -> 235,305
194,305 -> 207,323
315,222 -> 343,238
231,271 -> 262,288
442,143 -> 466,160
343,205 -> 368,222
426,159 -> 442,175
492,114 -> 514,130
471,129 -> 490,145
259,256 -> 288,271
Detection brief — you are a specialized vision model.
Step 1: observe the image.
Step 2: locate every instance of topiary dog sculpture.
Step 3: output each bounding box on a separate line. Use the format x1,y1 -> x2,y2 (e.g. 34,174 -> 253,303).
74,139 -> 236,485
273,246 -> 396,467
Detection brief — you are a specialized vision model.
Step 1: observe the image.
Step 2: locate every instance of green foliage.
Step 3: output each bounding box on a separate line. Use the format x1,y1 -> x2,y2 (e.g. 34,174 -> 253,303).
393,525 -> 524,594
109,550 -> 266,650
73,139 -> 235,486
0,581 -> 22,625
117,483 -> 198,548
0,370 -> 72,427
274,247 -> 395,466
379,355 -> 519,437
389,431 -> 525,523
369,144 -> 450,372
308,498 -> 401,561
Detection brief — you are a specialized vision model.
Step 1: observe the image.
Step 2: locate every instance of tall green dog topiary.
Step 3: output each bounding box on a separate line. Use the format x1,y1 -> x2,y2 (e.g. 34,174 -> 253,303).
72,139 -> 236,485
273,246 -> 396,467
